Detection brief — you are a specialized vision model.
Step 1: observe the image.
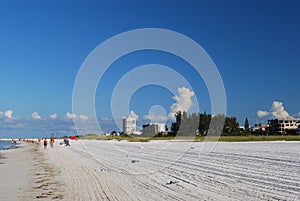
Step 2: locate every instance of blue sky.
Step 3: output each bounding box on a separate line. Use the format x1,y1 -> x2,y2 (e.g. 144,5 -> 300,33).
0,0 -> 299,137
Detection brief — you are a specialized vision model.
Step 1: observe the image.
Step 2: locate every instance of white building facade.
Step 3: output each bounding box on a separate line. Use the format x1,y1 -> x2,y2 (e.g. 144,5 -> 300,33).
142,123 -> 166,135
277,119 -> 300,134
268,118 -> 300,134
123,116 -> 136,134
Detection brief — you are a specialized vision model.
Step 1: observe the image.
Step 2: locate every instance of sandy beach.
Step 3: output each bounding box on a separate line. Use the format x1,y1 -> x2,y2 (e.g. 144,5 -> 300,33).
0,143 -> 35,200
1,140 -> 300,200
0,142 -> 64,201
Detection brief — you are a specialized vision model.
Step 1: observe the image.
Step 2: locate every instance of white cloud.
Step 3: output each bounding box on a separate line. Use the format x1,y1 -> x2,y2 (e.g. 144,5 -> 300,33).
49,113 -> 58,119
32,112 -> 42,120
258,101 -> 292,119
129,110 -> 139,120
168,87 -> 195,119
65,112 -> 88,121
0,115 -> 120,136
257,110 -> 269,118
66,112 -> 77,119
297,112 -> 300,118
0,111 -> 3,116
4,110 -> 13,118
144,112 -> 167,123
0,115 -> 77,135
271,101 -> 290,119
79,114 -> 88,121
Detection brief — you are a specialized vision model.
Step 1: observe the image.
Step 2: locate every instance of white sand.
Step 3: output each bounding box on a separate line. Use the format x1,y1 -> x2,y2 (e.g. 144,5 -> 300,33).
44,140 -> 300,200
1,140 -> 300,200
0,143 -> 35,201
0,142 -> 64,201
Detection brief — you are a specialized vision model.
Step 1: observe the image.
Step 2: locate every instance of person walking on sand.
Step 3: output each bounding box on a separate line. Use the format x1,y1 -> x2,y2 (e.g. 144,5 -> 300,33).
50,137 -> 54,148
43,138 -> 48,149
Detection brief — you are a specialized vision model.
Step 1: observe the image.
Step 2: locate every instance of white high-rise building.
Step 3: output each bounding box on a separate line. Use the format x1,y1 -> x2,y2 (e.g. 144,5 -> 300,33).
142,123 -> 166,135
123,116 -> 136,134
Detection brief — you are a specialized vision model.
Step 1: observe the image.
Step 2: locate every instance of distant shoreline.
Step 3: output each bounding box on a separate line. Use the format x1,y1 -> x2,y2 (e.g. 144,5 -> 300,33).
0,139 -> 18,150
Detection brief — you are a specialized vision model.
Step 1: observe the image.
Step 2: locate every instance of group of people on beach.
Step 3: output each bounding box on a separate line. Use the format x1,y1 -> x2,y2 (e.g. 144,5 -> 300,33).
11,137 -> 71,149
41,137 -> 55,149
40,137 -> 70,149
12,138 -> 35,144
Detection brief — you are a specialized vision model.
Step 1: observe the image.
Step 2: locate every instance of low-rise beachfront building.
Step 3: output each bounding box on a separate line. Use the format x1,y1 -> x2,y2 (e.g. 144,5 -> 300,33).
142,123 -> 166,135
267,118 -> 300,134
123,116 -> 136,135
251,125 -> 269,134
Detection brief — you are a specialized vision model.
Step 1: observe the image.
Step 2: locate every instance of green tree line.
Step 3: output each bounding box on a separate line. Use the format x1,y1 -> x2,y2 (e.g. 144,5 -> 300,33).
169,111 -> 245,136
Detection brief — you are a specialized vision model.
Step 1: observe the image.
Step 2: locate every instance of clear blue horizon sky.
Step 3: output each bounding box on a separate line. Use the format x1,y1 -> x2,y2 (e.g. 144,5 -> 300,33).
0,0 -> 299,137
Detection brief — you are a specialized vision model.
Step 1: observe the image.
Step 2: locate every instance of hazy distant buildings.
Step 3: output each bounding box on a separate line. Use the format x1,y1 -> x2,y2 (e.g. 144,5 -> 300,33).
123,116 -> 136,134
142,123 -> 166,135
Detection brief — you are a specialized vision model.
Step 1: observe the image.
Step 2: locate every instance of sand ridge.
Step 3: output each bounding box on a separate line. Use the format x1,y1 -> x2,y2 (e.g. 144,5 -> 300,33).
31,145 -> 65,200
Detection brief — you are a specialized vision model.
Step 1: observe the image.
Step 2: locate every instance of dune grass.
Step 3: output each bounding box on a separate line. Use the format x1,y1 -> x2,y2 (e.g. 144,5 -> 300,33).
215,135 -> 300,142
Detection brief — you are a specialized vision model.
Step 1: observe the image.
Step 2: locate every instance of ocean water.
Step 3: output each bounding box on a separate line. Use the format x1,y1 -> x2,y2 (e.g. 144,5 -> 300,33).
0,140 -> 14,150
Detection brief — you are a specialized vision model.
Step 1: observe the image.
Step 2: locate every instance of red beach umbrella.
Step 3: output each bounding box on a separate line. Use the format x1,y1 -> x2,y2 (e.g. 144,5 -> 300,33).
69,136 -> 78,140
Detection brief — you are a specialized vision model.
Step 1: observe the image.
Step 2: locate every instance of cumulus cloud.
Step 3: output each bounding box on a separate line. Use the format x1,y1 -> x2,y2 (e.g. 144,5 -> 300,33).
0,111 -> 3,116
0,115 -> 78,137
4,110 -> 13,118
50,113 -> 58,119
32,112 -> 42,120
257,101 -> 292,119
271,101 -> 290,119
65,112 -> 88,121
66,112 -> 77,119
129,110 -> 139,120
257,110 -> 269,118
0,111 -> 94,137
168,87 -> 195,119
79,114 -> 88,121
144,112 -> 167,123
297,112 -> 300,118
